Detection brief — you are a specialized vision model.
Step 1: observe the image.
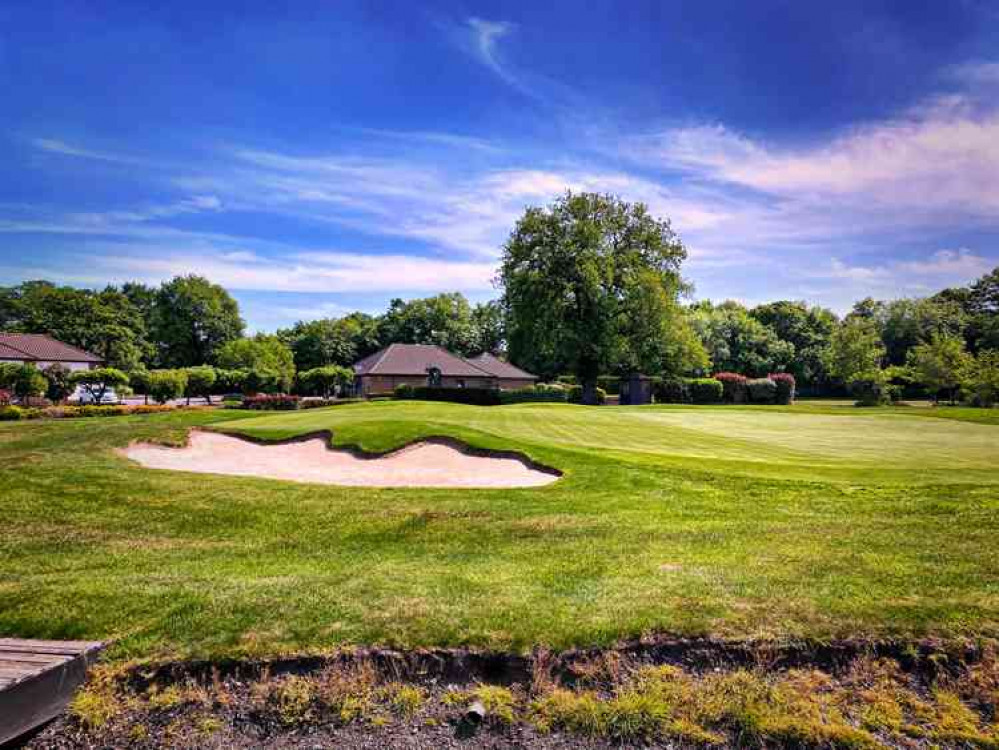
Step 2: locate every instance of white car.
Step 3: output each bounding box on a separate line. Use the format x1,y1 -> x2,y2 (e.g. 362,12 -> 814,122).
73,386 -> 122,405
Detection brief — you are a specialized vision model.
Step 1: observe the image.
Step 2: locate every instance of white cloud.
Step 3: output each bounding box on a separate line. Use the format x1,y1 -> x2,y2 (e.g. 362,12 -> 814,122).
467,18 -> 517,83
6,247 -> 497,296
632,96 -> 999,219
31,138 -> 144,165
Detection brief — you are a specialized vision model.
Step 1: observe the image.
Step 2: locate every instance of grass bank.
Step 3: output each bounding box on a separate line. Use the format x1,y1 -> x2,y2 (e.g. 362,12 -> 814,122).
1,402 -> 997,660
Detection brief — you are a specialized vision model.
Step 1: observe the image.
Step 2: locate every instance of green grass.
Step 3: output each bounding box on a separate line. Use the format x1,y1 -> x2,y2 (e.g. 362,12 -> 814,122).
1,401 -> 997,660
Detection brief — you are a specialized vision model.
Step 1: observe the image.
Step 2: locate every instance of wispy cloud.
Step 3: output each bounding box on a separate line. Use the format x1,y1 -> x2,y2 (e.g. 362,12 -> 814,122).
351,126 -> 503,153
0,247 -> 496,296
31,138 -> 146,165
466,18 -> 517,83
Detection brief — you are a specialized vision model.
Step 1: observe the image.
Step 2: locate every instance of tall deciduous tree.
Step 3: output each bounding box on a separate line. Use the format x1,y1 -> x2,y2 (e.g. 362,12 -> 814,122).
377,293 -> 482,356
751,300 -> 836,386
691,301 -> 795,377
151,275 -> 244,367
279,312 -> 381,371
0,280 -> 151,370
472,300 -> 506,355
825,316 -> 885,385
906,334 -> 970,404
499,192 -> 690,402
216,335 -> 295,393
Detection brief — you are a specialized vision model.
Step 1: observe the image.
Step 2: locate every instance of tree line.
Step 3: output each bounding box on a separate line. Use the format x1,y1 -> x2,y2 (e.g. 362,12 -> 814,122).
1,192 -> 997,406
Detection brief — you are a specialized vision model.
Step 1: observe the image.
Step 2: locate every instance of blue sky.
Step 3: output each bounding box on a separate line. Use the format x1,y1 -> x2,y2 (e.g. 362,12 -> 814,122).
2,1 -> 998,331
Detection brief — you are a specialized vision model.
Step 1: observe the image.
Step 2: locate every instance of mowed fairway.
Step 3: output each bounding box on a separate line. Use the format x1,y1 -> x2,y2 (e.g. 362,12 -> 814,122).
1,402 -> 997,659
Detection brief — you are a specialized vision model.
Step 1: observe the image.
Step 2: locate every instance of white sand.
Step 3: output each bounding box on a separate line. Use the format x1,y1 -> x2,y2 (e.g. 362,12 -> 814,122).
122,431 -> 558,488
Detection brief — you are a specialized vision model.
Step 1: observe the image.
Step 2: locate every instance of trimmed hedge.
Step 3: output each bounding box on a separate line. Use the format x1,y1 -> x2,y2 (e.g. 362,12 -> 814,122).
688,378 -> 723,404
0,404 -> 180,420
769,372 -> 796,405
567,385 -> 608,405
499,383 -> 569,404
243,394 -> 302,410
714,372 -> 748,404
395,386 -> 502,406
654,378 -> 690,404
849,379 -> 900,407
747,377 -> 778,404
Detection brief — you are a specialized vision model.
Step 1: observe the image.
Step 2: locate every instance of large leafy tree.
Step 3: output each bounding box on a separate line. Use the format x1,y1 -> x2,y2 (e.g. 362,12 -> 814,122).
825,316 -> 885,385
0,281 -> 151,370
472,300 -> 506,355
215,335 -> 295,392
691,301 -> 795,377
751,300 -> 836,386
279,312 -> 381,371
906,334 -> 970,404
377,293 -> 482,356
151,275 -> 244,367
499,192 -> 691,402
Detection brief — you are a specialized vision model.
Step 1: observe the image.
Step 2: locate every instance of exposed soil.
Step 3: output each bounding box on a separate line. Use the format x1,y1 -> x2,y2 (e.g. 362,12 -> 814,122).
21,637 -> 999,750
120,431 -> 559,488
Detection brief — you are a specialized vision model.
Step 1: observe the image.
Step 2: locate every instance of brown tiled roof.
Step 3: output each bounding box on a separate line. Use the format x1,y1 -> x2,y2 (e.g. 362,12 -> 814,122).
354,344 -> 493,378
0,342 -> 29,359
0,333 -> 103,363
467,353 -> 537,380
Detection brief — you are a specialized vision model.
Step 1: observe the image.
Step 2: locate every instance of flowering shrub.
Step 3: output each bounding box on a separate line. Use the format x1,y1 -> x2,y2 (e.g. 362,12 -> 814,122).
2,404 -> 179,419
747,377 -> 778,404
769,373 -> 796,404
713,373 -> 748,403
243,394 -> 302,410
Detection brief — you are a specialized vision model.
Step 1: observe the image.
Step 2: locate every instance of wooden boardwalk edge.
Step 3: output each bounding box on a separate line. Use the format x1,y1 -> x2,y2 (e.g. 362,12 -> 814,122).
0,639 -> 105,747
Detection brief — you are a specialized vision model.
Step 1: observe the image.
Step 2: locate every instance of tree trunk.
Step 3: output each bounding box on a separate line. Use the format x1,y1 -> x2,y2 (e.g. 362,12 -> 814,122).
581,378 -> 598,406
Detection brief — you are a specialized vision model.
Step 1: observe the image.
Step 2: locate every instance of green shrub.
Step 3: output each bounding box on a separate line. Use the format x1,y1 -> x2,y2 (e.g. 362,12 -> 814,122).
596,376 -> 620,395
12,364 -> 47,401
769,373 -> 796,405
499,383 -> 569,404
747,377 -> 777,404
0,405 -> 26,420
69,368 -> 128,403
184,366 -> 217,404
687,378 -> 723,404
148,370 -> 188,404
654,378 -> 690,404
714,372 -> 748,403
243,394 -> 301,410
214,368 -> 247,394
43,364 -> 74,403
400,387 -> 501,406
849,378 -> 893,406
394,383 -> 415,399
567,385 -> 607,405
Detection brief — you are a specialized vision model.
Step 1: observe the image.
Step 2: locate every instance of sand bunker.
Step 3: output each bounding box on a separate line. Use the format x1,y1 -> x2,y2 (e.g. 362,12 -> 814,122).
122,431 -> 559,488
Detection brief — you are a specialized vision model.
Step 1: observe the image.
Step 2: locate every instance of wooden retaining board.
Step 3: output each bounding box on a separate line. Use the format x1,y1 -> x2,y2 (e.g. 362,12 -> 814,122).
0,638 -> 104,746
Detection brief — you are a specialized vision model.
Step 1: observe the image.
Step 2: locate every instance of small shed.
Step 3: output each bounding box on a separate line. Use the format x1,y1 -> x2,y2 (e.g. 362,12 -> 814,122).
619,374 -> 653,405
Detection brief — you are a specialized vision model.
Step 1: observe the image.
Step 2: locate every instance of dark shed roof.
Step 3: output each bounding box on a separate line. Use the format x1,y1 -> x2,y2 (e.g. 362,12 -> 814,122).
354,344 -> 494,378
467,352 -> 537,380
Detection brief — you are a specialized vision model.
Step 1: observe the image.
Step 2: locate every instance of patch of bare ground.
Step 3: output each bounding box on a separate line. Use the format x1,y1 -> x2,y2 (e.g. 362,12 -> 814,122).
26,638 -> 999,749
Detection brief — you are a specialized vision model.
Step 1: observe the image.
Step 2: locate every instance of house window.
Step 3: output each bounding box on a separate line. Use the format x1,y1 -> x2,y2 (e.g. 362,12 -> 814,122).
457,379 -> 465,388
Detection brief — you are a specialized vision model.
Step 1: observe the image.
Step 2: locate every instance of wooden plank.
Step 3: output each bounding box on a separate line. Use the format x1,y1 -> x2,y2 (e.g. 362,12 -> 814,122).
0,638 -> 102,650
0,639 -> 106,746
0,653 -> 70,667
0,642 -> 100,656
